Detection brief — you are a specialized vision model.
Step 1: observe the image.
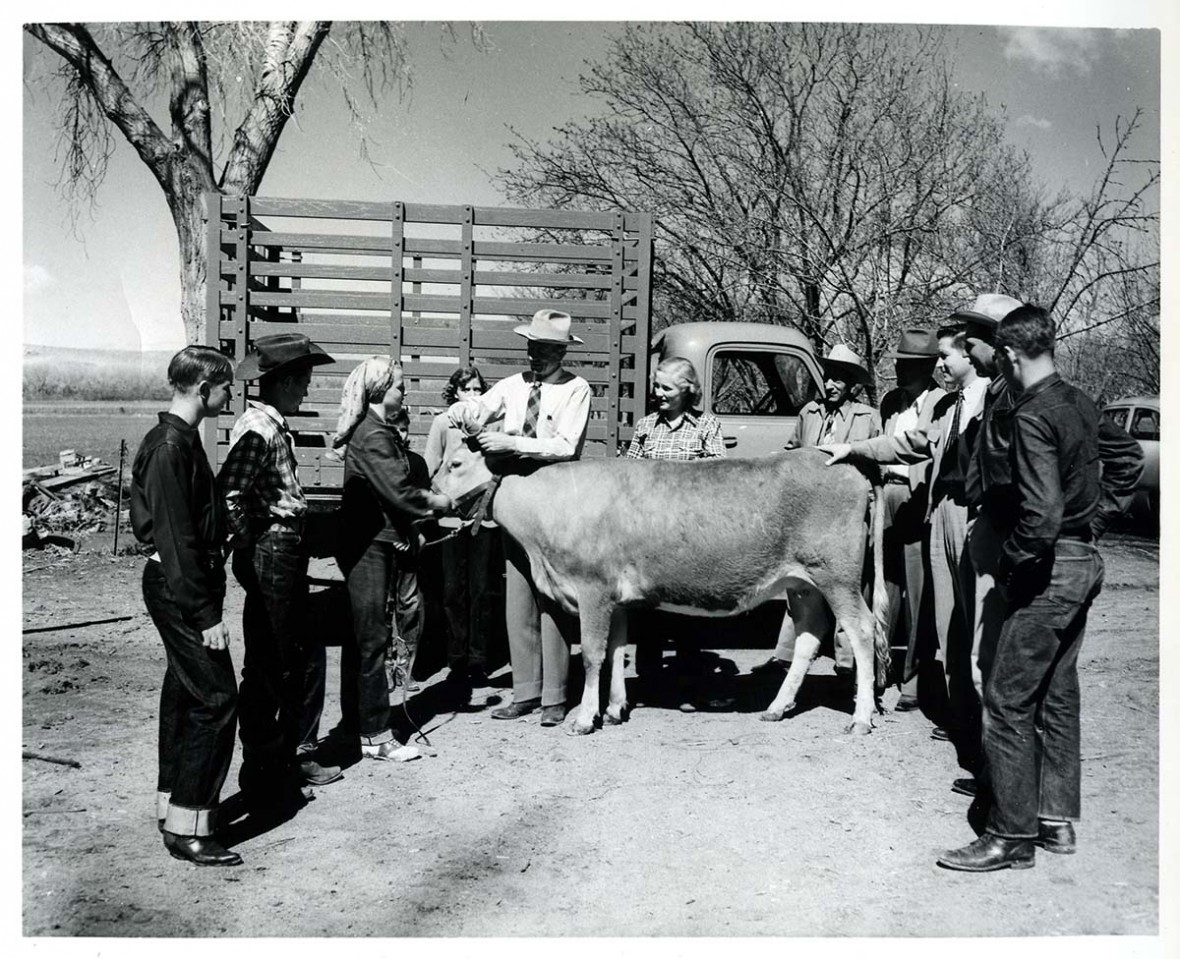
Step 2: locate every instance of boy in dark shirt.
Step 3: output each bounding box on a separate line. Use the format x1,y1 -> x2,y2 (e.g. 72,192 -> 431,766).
131,346 -> 241,866
937,305 -> 1142,872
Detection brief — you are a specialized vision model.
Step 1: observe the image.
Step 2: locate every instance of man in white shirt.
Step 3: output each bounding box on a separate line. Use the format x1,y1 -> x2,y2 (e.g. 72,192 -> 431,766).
452,309 -> 591,728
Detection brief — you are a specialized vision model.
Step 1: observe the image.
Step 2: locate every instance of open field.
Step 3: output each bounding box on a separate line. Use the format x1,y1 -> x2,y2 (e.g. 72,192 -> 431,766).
21,528 -> 1159,938
22,401 -> 161,469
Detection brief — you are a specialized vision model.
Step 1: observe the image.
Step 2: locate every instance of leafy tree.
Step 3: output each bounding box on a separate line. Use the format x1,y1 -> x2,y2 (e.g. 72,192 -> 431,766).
25,21 -> 473,343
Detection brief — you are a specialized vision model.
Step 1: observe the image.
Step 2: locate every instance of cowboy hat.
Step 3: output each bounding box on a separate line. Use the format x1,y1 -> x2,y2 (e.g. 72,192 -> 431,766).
949,293 -> 1025,338
884,327 -> 939,360
235,333 -> 335,381
513,308 -> 584,344
819,344 -> 872,386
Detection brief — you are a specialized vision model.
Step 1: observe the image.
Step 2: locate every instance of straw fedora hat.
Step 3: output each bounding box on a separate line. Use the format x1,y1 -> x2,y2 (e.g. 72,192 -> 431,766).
513,308 -> 584,344
235,333 -> 335,381
819,344 -> 872,386
884,327 -> 939,360
949,293 -> 1025,333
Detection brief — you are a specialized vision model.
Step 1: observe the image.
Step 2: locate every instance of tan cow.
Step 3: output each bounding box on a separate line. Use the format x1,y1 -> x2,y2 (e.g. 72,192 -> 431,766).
435,441 -> 888,735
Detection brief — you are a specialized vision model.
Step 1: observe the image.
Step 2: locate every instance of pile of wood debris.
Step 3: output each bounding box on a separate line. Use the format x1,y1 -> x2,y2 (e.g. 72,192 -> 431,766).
23,449 -> 127,547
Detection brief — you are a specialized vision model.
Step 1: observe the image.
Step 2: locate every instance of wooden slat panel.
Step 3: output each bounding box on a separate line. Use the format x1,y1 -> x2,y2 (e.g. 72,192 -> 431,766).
248,197 -> 396,221
230,196 -> 648,233
243,261 -> 393,282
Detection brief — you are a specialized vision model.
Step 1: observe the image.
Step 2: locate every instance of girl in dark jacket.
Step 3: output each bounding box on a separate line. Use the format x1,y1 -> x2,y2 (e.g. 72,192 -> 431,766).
331,357 -> 450,760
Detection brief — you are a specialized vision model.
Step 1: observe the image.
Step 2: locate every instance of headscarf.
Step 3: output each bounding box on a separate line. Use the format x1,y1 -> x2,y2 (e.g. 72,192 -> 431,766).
328,355 -> 397,460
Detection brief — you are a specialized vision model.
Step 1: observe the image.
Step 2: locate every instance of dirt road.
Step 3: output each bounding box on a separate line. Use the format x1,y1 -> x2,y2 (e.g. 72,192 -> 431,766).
21,532 -> 1158,937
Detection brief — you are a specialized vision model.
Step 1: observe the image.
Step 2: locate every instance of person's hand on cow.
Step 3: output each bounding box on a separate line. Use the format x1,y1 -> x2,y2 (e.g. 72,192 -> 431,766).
475,431 -> 518,455
819,442 -> 853,466
426,491 -> 452,514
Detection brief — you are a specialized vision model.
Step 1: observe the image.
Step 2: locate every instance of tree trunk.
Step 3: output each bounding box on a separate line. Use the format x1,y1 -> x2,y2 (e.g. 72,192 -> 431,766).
164,168 -> 219,345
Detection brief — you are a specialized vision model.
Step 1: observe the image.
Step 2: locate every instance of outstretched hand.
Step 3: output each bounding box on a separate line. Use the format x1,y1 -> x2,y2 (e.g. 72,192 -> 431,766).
818,442 -> 852,466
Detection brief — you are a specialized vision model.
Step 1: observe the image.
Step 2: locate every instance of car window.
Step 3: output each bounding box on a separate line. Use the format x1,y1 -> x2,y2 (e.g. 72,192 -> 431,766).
1102,407 -> 1129,431
711,350 -> 816,416
1130,408 -> 1160,441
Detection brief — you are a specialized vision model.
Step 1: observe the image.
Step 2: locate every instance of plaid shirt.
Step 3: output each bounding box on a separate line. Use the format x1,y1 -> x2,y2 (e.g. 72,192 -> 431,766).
625,410 -> 726,460
217,401 -> 306,547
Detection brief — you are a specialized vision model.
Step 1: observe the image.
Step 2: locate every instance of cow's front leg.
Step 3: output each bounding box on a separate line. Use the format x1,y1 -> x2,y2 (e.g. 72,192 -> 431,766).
603,607 -> 629,725
761,587 -> 824,722
570,591 -> 614,735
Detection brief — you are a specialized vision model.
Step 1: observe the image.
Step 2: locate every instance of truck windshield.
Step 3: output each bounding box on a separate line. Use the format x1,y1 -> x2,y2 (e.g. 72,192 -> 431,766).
711,350 -> 815,416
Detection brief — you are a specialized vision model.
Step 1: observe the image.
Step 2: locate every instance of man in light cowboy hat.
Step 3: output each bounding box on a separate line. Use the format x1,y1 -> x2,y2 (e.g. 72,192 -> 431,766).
217,333 -> 343,808
447,309 -> 591,728
752,343 -> 881,677
872,328 -> 946,711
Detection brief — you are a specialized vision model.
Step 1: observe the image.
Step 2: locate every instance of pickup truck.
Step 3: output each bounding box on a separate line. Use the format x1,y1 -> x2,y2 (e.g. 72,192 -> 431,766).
650,322 -> 824,457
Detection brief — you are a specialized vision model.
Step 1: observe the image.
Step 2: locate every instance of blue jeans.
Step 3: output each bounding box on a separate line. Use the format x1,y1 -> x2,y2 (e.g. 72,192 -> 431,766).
142,561 -> 237,832
232,529 -> 321,785
983,540 -> 1104,838
340,540 -> 403,743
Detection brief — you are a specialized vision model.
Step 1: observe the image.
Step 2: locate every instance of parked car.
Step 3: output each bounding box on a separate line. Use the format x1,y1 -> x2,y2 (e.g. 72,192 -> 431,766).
1101,395 -> 1159,524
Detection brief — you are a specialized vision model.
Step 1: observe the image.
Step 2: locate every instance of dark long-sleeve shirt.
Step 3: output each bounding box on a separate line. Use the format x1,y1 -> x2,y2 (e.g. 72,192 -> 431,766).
965,375 -> 1018,523
130,412 -> 227,630
999,373 -> 1143,578
338,409 -> 435,566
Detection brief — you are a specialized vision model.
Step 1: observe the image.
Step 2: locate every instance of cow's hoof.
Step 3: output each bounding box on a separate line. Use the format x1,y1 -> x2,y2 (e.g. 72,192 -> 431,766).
603,705 -> 628,725
845,721 -> 873,735
759,708 -> 786,723
566,719 -> 596,736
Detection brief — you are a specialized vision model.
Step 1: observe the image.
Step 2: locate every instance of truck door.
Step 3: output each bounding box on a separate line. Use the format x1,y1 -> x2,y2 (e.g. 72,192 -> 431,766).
706,346 -> 821,457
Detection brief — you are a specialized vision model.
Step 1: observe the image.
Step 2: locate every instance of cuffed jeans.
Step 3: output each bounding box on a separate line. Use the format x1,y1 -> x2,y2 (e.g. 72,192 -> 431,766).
504,535 -> 574,707
340,540 -> 400,744
442,525 -> 494,676
142,561 -> 237,836
232,529 -> 320,786
983,540 -> 1104,838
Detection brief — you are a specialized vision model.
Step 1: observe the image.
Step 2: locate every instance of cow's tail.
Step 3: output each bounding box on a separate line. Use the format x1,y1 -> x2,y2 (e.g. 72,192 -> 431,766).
869,477 -> 890,690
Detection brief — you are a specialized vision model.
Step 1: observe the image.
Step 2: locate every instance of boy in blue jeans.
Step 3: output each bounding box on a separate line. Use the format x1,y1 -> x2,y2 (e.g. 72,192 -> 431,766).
131,346 -> 242,866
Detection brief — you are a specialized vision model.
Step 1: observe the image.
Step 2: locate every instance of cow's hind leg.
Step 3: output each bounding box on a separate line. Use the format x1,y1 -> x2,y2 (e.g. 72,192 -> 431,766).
602,607 -> 629,725
825,585 -> 877,735
570,589 -> 614,736
761,585 -> 825,722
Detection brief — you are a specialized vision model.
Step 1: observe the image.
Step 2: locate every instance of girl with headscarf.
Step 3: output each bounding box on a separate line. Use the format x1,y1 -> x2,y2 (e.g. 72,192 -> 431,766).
333,357 -> 450,761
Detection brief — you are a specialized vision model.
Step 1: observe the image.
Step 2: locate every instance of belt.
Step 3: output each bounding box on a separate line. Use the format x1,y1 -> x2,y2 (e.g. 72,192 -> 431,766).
1059,528 -> 1093,543
148,550 -> 224,570
262,516 -> 305,536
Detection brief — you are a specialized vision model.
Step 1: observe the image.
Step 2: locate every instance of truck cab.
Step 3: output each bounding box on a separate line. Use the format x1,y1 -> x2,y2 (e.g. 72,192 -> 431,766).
650,322 -> 824,457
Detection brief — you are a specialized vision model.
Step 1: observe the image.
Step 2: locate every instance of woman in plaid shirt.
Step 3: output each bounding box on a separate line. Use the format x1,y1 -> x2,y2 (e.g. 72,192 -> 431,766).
626,357 -> 725,461
626,357 -> 725,707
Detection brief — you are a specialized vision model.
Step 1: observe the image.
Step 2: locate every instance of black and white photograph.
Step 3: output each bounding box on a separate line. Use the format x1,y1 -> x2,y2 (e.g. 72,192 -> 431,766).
17,2 -> 1172,947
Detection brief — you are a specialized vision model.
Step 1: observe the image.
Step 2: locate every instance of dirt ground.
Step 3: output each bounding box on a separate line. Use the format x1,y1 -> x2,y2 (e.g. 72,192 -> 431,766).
21,529 -> 1159,938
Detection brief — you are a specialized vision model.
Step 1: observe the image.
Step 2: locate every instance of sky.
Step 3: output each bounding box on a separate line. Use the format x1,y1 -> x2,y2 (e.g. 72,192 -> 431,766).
18,9 -> 1167,353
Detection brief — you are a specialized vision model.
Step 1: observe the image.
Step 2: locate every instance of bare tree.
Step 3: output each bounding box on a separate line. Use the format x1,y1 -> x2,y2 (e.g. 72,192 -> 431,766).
497,23 -> 1042,389
25,21 -> 476,343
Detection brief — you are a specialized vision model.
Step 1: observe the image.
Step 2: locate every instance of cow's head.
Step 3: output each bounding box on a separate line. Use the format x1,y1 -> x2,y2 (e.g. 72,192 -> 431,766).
433,434 -> 495,519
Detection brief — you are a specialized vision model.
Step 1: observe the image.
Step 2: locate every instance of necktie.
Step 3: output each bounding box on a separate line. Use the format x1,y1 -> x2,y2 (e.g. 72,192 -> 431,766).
946,391 -> 963,450
522,380 -> 542,438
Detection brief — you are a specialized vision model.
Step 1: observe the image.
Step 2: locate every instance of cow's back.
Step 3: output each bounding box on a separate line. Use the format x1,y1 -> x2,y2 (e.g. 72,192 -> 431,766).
494,449 -> 871,611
